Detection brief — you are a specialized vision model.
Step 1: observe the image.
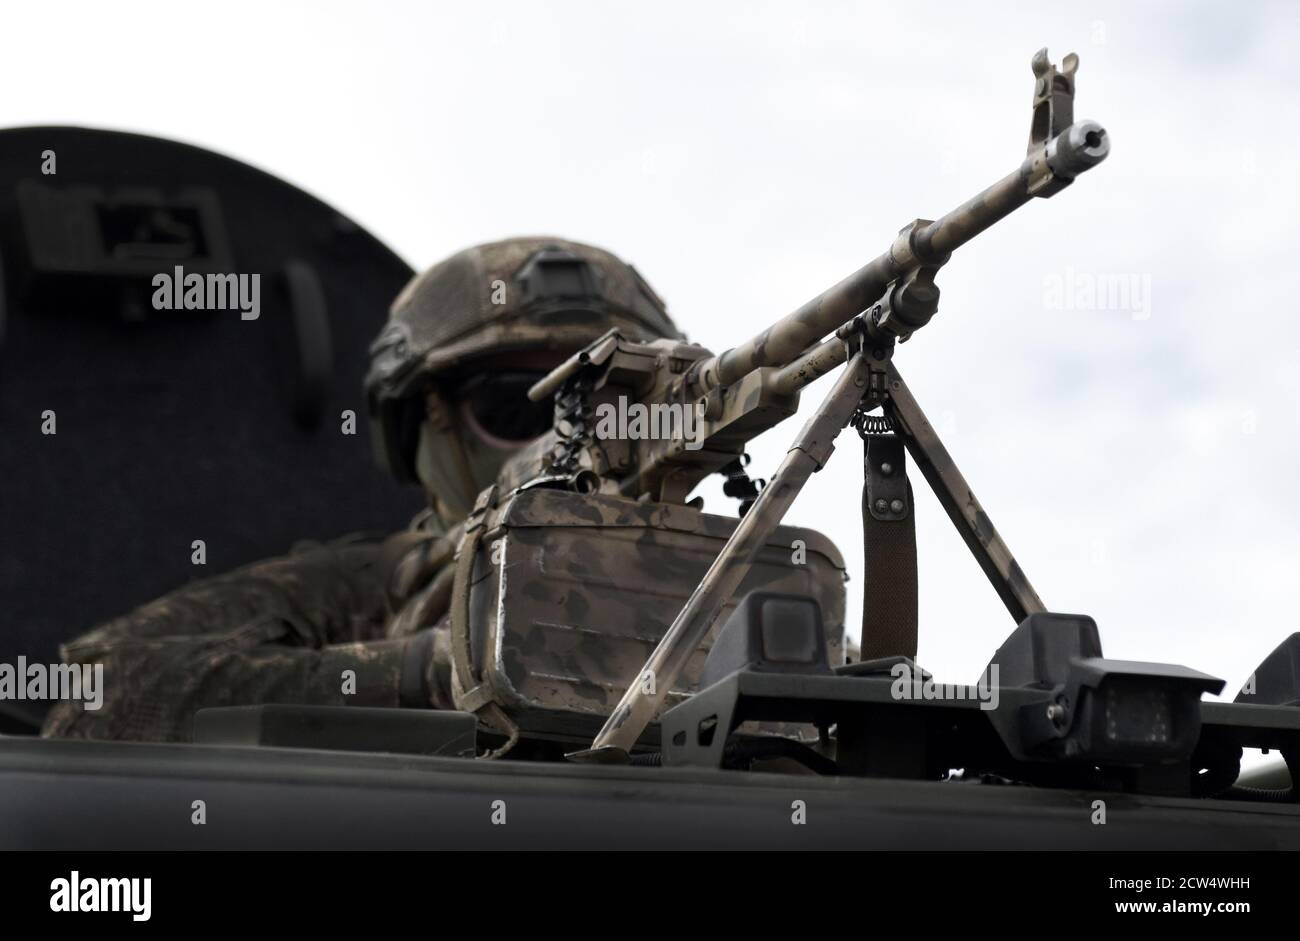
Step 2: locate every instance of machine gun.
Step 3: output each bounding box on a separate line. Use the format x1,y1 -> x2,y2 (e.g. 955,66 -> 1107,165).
520,49 -> 1105,511
418,49 -> 1300,800
496,48 -> 1109,757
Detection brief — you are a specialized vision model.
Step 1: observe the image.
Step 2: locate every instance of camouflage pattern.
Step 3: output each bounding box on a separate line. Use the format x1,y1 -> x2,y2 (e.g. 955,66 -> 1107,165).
461,487 -> 846,734
43,533 -> 452,742
367,236 -> 684,487
369,236 -> 682,394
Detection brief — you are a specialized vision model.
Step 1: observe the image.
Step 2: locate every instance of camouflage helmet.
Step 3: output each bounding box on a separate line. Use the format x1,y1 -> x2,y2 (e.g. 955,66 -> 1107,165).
367,236 -> 684,489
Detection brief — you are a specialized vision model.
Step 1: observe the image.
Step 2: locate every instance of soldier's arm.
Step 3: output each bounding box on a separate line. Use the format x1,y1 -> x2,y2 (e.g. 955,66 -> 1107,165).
41,536 -> 437,742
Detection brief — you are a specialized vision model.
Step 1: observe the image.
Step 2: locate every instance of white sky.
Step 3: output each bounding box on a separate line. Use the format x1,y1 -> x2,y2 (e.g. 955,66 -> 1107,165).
6,1 -> 1299,702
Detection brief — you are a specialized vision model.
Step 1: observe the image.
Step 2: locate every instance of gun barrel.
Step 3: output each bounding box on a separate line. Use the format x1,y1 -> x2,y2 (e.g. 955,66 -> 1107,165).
692,120 -> 1109,393
771,335 -> 848,396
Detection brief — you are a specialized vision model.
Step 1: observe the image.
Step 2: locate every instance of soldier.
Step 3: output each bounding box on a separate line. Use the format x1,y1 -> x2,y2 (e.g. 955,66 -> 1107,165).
42,236 -> 684,742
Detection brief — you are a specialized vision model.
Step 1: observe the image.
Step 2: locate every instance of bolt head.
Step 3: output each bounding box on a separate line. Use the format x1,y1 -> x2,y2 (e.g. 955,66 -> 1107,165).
880,462 -> 893,476
889,499 -> 905,513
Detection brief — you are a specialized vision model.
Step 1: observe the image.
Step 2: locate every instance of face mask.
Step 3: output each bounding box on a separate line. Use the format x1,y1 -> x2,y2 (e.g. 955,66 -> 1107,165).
413,412 -> 479,522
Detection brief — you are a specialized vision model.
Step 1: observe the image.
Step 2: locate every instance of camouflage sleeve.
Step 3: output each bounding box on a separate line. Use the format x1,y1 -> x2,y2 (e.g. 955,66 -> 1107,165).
41,535 -> 414,743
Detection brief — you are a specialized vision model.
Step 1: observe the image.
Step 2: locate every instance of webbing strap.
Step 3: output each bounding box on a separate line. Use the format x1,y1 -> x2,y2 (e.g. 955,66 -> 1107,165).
861,434 -> 918,659
448,485 -> 519,758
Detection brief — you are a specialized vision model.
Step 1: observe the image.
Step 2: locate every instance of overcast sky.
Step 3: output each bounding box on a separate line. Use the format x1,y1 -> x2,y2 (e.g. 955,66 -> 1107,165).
6,1 -> 1298,702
